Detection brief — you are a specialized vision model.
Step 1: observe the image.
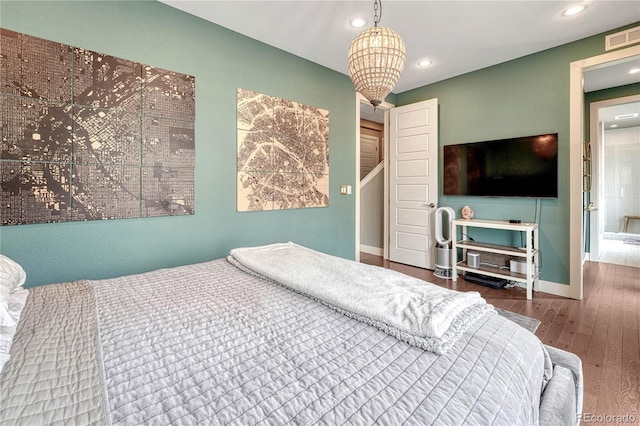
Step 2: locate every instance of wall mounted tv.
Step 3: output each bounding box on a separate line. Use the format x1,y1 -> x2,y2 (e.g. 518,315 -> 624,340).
443,133 -> 558,198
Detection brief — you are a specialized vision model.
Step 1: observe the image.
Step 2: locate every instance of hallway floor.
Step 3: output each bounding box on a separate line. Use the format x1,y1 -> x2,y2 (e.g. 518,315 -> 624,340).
600,234 -> 640,267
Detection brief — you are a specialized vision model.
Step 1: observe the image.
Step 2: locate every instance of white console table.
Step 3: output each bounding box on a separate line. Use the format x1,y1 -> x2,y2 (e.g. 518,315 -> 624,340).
451,219 -> 539,300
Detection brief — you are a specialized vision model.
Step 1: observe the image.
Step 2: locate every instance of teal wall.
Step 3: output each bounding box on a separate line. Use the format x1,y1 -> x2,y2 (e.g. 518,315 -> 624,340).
0,1 -> 357,286
396,25 -> 639,285
1,1 -> 637,288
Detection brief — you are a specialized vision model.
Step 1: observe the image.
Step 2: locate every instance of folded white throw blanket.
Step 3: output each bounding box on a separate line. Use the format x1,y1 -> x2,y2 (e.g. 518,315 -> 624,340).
228,242 -> 494,354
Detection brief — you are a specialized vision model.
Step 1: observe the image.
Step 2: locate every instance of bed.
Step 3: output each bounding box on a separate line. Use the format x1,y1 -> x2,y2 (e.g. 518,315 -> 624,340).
0,243 -> 582,425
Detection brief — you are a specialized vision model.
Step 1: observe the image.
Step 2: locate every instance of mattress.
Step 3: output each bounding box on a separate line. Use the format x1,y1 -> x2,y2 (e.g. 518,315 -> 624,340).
0,257 -> 581,425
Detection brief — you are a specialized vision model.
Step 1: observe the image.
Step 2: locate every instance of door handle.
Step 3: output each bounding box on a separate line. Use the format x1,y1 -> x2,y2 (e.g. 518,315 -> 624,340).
423,203 -> 436,208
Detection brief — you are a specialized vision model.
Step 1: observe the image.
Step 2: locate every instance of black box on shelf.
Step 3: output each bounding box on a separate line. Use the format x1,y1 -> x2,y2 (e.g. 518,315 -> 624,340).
464,272 -> 507,289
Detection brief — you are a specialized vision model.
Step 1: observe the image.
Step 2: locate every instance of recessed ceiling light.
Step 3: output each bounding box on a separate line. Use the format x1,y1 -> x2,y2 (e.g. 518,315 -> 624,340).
562,5 -> 586,17
615,113 -> 639,120
418,59 -> 433,67
350,18 -> 366,28
629,68 -> 640,74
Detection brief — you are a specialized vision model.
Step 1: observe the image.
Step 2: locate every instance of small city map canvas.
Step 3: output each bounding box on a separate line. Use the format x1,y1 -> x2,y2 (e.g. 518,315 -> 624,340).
0,28 -> 195,225
236,88 -> 329,211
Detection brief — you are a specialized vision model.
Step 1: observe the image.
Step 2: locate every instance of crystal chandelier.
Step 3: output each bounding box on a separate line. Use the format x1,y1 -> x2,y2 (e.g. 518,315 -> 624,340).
347,0 -> 406,108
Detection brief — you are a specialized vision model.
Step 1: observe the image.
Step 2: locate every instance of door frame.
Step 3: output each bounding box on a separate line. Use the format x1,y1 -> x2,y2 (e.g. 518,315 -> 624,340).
588,100 -> 604,262
569,45 -> 640,300
588,94 -> 640,262
355,93 -> 394,261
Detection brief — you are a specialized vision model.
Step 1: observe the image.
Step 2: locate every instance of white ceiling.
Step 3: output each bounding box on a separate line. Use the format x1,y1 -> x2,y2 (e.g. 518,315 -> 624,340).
599,101 -> 640,129
158,1 -> 640,126
583,55 -> 640,92
159,0 -> 640,94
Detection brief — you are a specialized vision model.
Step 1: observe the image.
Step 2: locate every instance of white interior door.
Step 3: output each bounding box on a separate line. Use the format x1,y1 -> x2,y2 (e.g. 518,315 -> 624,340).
360,134 -> 379,179
388,98 -> 438,269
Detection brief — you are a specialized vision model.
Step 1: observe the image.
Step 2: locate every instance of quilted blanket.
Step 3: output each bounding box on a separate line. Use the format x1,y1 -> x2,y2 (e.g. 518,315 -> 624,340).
0,280 -> 106,424
229,242 -> 494,354
2,258 -> 555,425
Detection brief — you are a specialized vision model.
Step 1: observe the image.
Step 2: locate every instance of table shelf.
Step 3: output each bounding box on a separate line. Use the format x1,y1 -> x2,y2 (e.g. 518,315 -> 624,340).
451,219 -> 539,300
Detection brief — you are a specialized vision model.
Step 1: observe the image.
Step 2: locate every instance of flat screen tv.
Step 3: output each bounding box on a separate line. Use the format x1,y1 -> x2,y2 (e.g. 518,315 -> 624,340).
443,133 -> 558,198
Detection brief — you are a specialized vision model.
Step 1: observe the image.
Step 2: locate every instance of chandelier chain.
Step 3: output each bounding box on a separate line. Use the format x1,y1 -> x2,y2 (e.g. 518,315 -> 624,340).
373,0 -> 381,27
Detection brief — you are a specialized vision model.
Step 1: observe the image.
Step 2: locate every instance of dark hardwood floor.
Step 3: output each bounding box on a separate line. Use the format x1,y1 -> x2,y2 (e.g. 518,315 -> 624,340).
360,253 -> 640,421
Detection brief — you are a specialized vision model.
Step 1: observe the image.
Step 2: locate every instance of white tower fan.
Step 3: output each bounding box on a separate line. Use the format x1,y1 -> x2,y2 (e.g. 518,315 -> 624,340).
434,206 -> 456,279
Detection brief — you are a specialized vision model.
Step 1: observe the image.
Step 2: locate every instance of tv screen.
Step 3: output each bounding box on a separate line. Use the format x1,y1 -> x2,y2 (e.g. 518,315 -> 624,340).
443,133 -> 558,198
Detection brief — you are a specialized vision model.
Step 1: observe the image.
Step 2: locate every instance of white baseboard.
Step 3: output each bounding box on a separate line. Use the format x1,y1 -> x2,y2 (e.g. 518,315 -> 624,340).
360,244 -> 383,256
537,279 -> 573,298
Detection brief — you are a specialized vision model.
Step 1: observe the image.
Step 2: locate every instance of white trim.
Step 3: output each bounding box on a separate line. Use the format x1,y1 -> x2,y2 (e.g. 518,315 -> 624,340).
355,93 -> 361,262
538,280 -> 573,298
569,59 -> 584,300
588,102 -> 602,263
383,107 -> 390,260
360,161 -> 384,188
569,45 -> 640,301
354,93 -> 394,263
360,244 -> 384,256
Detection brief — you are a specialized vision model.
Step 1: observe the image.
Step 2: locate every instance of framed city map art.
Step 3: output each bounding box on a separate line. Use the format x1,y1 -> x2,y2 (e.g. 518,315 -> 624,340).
236,88 -> 329,212
0,28 -> 195,225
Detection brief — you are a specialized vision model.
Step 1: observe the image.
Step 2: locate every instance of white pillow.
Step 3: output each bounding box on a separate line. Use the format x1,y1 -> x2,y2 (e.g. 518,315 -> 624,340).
0,286 -> 29,372
0,255 -> 27,327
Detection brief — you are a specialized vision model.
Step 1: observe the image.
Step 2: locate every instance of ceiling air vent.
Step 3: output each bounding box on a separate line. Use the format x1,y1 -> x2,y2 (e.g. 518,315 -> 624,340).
605,26 -> 640,51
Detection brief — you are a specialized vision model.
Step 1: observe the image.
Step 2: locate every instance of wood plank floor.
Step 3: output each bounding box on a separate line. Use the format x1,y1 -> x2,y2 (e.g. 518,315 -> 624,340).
360,253 -> 640,421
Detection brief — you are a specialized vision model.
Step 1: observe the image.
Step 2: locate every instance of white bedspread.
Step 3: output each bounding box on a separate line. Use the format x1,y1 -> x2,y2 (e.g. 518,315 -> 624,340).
229,242 -> 494,354
1,257 -> 564,425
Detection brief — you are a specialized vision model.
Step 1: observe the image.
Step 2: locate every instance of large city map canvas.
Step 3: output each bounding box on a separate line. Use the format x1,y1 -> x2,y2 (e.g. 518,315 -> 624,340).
0,28 -> 195,225
237,88 -> 329,211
